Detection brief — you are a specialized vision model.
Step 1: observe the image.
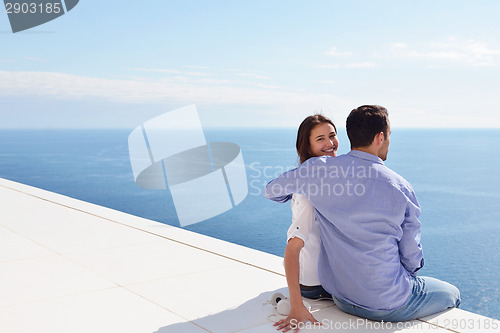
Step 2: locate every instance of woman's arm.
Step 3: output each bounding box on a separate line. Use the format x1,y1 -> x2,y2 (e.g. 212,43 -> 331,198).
274,237 -> 319,332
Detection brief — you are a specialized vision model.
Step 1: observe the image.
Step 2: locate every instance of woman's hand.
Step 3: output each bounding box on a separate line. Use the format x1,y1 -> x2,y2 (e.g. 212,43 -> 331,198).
273,304 -> 320,332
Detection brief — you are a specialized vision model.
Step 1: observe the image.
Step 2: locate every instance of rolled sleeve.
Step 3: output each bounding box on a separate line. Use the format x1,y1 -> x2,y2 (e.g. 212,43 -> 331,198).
287,194 -> 315,243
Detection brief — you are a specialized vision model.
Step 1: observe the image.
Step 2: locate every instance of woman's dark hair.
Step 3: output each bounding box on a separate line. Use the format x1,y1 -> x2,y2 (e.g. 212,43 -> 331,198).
346,105 -> 389,148
296,114 -> 337,164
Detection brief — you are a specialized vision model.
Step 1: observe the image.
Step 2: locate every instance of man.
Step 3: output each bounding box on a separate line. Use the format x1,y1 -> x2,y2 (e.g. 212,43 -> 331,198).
265,105 -> 460,322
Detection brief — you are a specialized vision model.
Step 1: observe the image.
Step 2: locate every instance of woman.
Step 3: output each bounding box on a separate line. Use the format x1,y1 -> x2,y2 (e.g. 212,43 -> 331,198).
274,114 -> 339,331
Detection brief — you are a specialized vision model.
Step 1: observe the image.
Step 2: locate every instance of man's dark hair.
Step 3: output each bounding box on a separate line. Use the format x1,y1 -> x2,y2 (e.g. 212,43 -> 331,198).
346,105 -> 389,148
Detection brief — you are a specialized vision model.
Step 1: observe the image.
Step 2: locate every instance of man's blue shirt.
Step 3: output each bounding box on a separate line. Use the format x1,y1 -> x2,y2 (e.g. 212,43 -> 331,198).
264,150 -> 424,311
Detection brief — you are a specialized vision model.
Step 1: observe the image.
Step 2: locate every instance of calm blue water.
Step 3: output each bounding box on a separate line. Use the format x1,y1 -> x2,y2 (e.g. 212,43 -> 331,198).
0,128 -> 499,320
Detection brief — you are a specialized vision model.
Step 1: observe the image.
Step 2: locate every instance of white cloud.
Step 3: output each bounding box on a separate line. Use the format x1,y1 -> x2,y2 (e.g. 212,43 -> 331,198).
345,62 -> 376,68
315,63 -> 376,69
314,80 -> 337,84
228,69 -> 271,80
2,69 -> 498,128
132,67 -> 271,83
185,71 -> 211,76
195,78 -> 234,85
0,70 -> 353,113
131,68 -> 181,74
234,72 -> 271,80
390,42 -> 408,50
389,38 -> 500,67
315,64 -> 341,69
325,46 -> 352,57
253,83 -> 280,89
184,65 -> 211,70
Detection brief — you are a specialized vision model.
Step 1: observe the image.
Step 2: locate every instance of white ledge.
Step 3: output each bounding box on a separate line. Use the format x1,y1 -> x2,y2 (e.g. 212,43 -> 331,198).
0,178 -> 497,332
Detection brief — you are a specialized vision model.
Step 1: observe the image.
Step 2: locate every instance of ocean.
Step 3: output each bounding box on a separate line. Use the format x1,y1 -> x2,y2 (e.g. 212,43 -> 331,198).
0,128 -> 499,320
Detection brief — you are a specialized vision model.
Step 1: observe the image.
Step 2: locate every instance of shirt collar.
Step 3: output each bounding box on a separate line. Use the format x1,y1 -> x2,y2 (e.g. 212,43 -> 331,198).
348,150 -> 384,165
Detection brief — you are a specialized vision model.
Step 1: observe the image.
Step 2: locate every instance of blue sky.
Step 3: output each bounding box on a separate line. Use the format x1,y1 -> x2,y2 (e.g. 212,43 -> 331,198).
1,0 -> 500,128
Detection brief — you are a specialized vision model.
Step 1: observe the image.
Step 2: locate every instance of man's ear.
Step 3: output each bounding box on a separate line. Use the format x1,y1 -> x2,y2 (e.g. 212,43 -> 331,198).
374,132 -> 385,147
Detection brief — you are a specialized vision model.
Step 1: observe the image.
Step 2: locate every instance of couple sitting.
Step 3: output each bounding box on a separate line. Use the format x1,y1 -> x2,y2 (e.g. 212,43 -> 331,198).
265,105 -> 461,331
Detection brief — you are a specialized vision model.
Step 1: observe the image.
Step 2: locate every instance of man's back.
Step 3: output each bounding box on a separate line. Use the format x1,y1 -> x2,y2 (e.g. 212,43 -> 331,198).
265,150 -> 424,311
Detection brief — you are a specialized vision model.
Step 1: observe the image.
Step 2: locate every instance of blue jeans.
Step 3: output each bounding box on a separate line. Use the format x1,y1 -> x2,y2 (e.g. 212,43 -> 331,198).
300,285 -> 333,300
333,276 -> 461,322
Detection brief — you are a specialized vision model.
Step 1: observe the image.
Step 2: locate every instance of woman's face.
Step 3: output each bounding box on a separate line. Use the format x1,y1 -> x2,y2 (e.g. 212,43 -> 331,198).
309,122 -> 339,158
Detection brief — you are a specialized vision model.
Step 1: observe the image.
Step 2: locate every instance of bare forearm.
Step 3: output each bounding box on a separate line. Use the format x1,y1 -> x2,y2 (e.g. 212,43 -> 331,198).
283,242 -> 303,306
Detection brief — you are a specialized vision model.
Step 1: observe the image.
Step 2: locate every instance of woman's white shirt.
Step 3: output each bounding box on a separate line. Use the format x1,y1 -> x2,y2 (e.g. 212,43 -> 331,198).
287,193 -> 321,286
